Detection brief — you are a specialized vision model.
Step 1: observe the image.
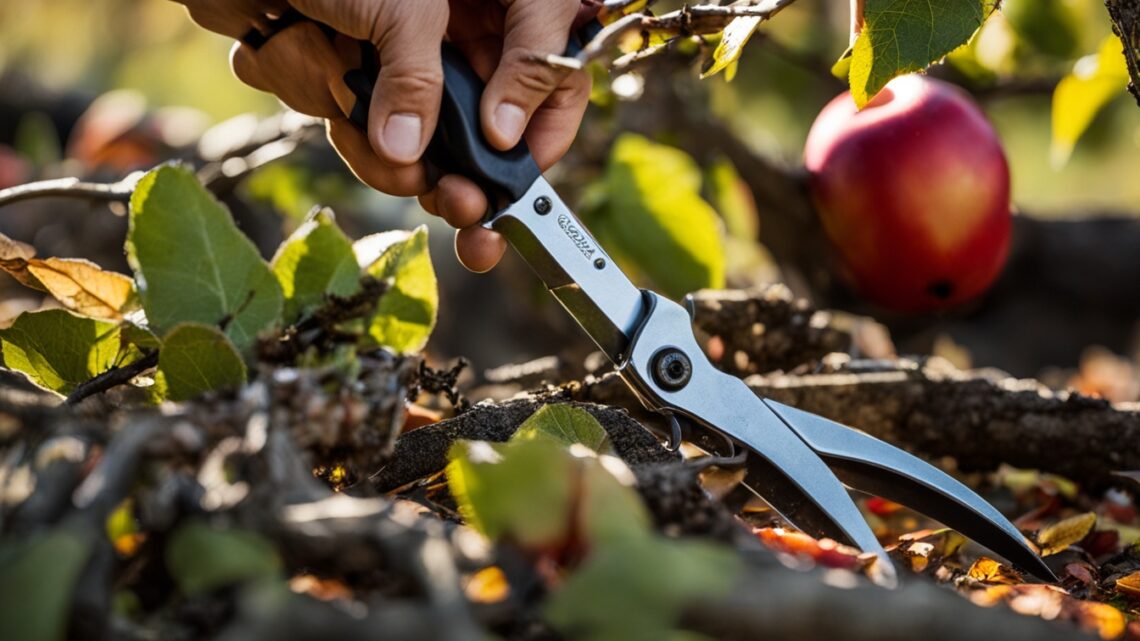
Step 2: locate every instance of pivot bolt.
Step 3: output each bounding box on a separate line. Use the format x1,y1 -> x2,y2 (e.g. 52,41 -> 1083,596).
651,348 -> 692,391
534,196 -> 553,215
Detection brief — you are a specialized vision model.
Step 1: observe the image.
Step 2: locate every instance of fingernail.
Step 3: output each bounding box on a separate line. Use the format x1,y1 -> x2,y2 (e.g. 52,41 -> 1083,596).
493,103 -> 526,145
382,113 -> 422,163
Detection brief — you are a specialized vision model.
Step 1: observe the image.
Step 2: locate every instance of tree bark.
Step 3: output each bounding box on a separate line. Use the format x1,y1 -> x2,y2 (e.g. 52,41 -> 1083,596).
1105,0 -> 1140,106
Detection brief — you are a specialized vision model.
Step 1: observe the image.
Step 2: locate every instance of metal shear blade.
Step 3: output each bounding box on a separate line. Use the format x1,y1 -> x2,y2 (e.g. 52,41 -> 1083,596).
761,400 -> 1055,581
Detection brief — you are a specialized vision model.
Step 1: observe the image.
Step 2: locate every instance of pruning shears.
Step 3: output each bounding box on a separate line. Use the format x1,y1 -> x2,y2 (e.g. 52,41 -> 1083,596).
260,7 -> 1055,587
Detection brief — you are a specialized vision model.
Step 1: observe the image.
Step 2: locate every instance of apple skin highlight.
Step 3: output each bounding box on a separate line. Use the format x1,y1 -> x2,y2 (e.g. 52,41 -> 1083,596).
804,74 -> 1012,312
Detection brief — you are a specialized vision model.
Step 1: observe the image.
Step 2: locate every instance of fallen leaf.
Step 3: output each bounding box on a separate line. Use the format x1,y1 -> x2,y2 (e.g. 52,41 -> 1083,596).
895,529 -> 968,572
26,258 -> 135,320
1037,512 -> 1097,556
0,231 -> 43,290
754,528 -> 861,570
967,557 -> 1023,584
1063,562 -> 1097,587
289,574 -> 353,602
1060,599 -> 1126,640
464,566 -> 510,604
1079,529 -> 1121,558
1115,571 -> 1140,598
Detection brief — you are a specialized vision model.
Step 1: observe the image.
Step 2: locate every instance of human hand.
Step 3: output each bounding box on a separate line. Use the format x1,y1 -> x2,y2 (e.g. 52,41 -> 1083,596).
173,0 -> 592,272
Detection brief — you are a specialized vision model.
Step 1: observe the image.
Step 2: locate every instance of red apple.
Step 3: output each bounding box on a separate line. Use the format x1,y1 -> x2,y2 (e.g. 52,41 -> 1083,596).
804,74 -> 1012,312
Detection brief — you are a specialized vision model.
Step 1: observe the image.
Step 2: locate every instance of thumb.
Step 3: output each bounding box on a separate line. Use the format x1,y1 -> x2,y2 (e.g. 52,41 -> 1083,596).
287,0 -> 449,165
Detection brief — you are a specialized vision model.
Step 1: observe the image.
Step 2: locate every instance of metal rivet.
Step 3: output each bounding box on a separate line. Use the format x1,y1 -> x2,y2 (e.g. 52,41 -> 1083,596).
651,348 -> 692,392
534,196 -> 552,215
594,258 -> 606,270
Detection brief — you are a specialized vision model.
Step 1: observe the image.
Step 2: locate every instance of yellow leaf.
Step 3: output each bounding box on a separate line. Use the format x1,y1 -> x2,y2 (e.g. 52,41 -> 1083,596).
1065,600 -> 1126,640
464,566 -> 510,604
702,17 -> 763,80
1051,35 -> 1129,168
1036,512 -> 1096,556
26,258 -> 135,320
967,556 -> 1023,584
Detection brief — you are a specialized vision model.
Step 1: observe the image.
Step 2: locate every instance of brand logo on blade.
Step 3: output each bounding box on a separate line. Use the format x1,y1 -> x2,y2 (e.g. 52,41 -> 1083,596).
558,214 -> 596,260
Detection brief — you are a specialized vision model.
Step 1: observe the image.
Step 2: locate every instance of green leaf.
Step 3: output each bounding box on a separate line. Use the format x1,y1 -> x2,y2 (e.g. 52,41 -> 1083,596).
448,439 -> 575,547
595,134 -> 725,299
849,0 -> 998,108
271,209 -> 360,323
513,404 -> 612,454
448,437 -> 650,550
154,323 -> 247,402
544,536 -> 739,641
701,17 -> 763,80
166,521 -> 280,595
704,157 -> 759,241
1051,36 -> 1129,168
355,226 -> 438,354
0,309 -> 122,396
0,525 -> 93,641
1002,0 -> 1080,59
126,165 -> 283,350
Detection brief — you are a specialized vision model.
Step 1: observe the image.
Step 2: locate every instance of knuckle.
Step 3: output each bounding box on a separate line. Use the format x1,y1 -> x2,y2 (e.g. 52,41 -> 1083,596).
500,50 -> 568,97
380,65 -> 443,99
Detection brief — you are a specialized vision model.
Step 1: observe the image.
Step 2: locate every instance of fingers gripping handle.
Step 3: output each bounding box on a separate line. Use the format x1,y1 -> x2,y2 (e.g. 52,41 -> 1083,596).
342,44 -> 542,207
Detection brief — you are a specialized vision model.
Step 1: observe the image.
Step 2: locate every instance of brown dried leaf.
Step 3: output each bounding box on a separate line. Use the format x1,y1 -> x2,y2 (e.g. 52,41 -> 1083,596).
26,258 -> 135,320
1115,571 -> 1140,598
967,557 -> 1023,585
895,529 -> 968,572
1037,512 -> 1097,556
0,231 -> 43,290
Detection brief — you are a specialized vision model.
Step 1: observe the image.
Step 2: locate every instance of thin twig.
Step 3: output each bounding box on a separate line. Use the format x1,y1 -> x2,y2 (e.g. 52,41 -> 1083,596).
0,176 -> 140,209
566,0 -> 799,68
65,350 -> 158,406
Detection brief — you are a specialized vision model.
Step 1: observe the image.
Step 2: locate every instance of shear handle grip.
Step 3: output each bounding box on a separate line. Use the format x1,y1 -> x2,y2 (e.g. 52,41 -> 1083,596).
343,44 -> 542,208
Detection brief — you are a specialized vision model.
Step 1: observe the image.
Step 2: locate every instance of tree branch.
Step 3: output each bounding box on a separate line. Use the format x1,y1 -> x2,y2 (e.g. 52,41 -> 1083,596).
64,351 -> 158,406
0,176 -> 139,209
1105,0 -> 1140,106
554,0 -> 800,68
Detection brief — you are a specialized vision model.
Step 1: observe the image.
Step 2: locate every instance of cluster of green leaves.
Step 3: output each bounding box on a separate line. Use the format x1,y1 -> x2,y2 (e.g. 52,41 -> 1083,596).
448,404 -> 739,641
0,164 -> 437,402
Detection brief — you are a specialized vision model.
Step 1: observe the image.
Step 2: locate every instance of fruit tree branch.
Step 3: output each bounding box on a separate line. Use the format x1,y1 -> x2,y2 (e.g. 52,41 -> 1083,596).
552,0 -> 800,68
1105,0 -> 1140,106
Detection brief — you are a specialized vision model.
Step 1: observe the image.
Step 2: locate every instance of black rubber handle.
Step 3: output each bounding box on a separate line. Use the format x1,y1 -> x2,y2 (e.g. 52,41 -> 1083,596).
254,10 -> 601,206
343,44 -> 541,206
